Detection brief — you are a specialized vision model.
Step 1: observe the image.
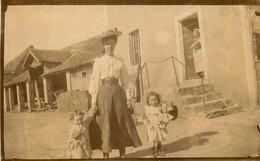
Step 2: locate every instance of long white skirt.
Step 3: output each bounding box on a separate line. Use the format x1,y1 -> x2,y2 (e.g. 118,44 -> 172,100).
193,48 -> 204,73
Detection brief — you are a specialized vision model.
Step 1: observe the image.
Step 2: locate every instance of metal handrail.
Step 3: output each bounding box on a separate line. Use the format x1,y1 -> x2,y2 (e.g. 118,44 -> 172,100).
135,55 -> 227,113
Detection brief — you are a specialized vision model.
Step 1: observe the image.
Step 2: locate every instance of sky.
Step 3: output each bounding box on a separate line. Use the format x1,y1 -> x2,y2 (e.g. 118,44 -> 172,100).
4,5 -> 108,65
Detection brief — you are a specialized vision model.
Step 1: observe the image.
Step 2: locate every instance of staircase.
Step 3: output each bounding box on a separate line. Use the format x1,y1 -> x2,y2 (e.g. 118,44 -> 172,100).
179,82 -> 243,119
134,56 -> 243,119
134,82 -> 242,120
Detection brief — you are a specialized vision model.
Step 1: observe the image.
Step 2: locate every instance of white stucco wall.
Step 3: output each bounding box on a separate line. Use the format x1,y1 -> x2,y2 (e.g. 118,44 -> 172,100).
70,64 -> 93,91
106,5 -> 255,106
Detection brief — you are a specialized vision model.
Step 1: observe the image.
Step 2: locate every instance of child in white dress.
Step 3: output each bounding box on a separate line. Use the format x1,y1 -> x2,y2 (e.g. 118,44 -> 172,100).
143,91 -> 173,158
67,109 -> 95,159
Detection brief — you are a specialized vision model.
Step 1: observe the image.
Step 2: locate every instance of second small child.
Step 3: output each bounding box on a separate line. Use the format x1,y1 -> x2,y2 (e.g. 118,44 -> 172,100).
143,91 -> 173,158
67,108 -> 95,159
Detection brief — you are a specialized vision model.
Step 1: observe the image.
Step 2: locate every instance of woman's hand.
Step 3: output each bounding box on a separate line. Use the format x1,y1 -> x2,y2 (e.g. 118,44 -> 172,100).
126,99 -> 132,109
91,104 -> 98,114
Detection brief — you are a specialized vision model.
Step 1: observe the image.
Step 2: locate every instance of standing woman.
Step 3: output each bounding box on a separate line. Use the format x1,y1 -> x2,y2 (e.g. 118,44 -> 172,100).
89,29 -> 142,158
191,28 -> 205,78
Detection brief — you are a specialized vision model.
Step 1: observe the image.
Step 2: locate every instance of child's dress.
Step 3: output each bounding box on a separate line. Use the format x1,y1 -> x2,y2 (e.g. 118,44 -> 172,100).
67,111 -> 94,159
144,105 -> 172,143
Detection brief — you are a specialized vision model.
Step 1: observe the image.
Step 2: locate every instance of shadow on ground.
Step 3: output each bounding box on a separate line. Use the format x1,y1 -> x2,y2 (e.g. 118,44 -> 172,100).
126,131 -> 219,158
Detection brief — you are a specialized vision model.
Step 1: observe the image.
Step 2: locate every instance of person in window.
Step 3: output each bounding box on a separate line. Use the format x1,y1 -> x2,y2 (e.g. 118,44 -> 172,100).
191,28 -> 205,78
88,29 -> 142,158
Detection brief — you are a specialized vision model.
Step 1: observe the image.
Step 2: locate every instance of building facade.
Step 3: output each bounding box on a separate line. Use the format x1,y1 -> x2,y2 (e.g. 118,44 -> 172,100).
106,5 -> 259,108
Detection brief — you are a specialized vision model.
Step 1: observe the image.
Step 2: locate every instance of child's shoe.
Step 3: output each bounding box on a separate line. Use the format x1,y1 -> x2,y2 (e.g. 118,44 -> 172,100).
157,151 -> 166,157
150,147 -> 157,158
157,143 -> 166,157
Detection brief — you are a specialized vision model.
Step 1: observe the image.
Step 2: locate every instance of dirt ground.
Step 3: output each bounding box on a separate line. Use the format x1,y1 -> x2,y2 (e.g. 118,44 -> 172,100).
3,108 -> 260,159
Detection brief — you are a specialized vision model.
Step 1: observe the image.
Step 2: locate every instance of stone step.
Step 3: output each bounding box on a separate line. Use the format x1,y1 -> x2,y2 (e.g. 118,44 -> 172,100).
181,92 -> 223,105
183,98 -> 234,113
178,84 -> 214,96
205,105 -> 243,119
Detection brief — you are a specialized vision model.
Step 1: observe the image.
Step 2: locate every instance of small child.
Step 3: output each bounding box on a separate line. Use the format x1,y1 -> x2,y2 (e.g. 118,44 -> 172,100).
67,108 -> 95,159
143,91 -> 173,158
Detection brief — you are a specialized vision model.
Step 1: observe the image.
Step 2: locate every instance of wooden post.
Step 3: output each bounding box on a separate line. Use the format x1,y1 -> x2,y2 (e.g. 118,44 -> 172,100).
17,84 -> 25,112
4,87 -> 10,112
43,76 -> 53,108
26,80 -> 35,112
66,71 -> 72,91
34,80 -> 41,108
8,86 -> 14,111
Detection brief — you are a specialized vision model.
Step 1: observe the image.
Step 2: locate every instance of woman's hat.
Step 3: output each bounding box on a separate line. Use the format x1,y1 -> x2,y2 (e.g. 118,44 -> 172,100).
100,28 -> 122,40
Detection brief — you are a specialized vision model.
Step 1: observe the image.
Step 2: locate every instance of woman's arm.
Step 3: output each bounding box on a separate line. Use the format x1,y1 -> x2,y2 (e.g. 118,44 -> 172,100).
191,39 -> 201,49
83,110 -> 95,127
89,59 -> 101,106
120,63 -> 134,101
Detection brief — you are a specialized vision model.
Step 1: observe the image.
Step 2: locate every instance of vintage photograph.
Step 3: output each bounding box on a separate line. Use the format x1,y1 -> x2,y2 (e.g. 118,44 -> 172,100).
2,4 -> 260,159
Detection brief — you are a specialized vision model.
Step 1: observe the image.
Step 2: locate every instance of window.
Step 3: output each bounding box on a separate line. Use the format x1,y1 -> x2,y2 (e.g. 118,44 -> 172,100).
81,72 -> 87,78
129,29 -> 141,66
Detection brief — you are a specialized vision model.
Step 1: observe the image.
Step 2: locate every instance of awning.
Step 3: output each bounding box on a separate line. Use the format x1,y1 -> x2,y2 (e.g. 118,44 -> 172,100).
4,70 -> 30,87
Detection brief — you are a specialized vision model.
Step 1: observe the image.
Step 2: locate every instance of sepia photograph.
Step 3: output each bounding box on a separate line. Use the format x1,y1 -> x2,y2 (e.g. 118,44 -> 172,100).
2,3 -> 260,159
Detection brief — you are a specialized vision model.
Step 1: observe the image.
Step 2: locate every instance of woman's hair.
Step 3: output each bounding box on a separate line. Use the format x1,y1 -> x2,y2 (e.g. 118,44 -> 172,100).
101,35 -> 118,45
146,91 -> 161,105
70,109 -> 84,121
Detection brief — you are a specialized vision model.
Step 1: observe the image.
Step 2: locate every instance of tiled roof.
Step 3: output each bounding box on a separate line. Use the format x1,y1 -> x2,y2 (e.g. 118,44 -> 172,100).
42,33 -> 105,76
4,45 -> 34,74
62,34 -> 104,54
42,51 -> 103,76
4,70 -> 29,87
29,49 -> 72,63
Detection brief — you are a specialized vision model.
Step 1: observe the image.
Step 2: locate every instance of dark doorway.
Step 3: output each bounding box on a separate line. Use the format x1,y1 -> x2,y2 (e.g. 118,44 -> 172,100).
181,14 -> 200,80
52,73 -> 66,92
12,85 -> 18,106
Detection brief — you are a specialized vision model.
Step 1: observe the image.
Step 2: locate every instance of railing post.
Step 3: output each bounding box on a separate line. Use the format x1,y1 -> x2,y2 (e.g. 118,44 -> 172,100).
145,63 -> 150,89
171,57 -> 180,88
201,78 -> 206,113
140,70 -> 144,96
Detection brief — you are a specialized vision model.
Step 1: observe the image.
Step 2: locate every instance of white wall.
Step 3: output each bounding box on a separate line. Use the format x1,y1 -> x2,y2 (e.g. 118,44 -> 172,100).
106,6 -> 254,106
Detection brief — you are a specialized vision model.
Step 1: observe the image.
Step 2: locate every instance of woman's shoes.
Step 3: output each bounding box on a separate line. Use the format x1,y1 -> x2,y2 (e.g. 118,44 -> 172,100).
103,152 -> 109,159
120,154 -> 126,158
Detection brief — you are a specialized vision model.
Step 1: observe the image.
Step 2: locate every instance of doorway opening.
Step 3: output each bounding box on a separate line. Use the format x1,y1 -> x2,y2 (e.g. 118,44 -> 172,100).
181,13 -> 204,80
176,11 -> 207,84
